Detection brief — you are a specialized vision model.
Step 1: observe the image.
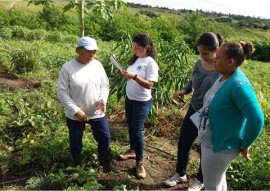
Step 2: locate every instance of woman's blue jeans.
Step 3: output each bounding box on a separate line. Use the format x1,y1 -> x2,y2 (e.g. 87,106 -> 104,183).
66,116 -> 111,156
125,96 -> 152,163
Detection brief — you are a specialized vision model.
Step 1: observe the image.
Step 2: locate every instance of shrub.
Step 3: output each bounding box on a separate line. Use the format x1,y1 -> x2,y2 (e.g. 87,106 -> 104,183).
41,42 -> 75,68
10,41 -> 42,74
3,9 -> 41,30
10,25 -> 30,39
63,34 -> 79,43
27,29 -> 47,41
252,40 -> 270,62
45,31 -> 65,42
0,27 -> 13,40
38,4 -> 69,30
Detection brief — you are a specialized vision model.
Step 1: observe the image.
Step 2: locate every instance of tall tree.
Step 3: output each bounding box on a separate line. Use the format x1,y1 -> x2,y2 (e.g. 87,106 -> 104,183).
28,0 -> 126,37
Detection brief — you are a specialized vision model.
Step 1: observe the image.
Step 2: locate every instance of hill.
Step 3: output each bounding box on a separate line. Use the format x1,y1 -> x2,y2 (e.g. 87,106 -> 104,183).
127,2 -> 270,30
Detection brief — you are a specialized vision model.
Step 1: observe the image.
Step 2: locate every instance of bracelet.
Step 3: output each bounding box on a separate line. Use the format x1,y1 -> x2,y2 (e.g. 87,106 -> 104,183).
133,74 -> 137,80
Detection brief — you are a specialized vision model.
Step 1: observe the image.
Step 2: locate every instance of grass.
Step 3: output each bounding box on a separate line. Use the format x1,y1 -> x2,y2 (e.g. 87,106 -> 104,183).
0,0 -> 76,14
127,6 -> 186,19
0,1 -> 42,13
241,60 -> 270,122
225,27 -> 270,42
242,60 -> 270,83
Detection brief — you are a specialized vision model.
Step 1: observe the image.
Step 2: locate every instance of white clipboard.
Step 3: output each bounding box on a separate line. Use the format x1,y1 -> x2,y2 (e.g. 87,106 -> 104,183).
110,54 -> 123,72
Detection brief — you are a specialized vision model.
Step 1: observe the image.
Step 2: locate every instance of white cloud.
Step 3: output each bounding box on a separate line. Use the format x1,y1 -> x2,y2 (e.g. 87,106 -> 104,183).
125,0 -> 270,19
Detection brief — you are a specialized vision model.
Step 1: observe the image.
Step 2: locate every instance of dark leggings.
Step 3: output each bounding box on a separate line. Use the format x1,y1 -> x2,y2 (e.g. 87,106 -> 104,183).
176,105 -> 203,182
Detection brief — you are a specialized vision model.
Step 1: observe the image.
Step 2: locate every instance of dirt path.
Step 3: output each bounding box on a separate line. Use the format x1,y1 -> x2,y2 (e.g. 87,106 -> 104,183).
98,137 -> 200,190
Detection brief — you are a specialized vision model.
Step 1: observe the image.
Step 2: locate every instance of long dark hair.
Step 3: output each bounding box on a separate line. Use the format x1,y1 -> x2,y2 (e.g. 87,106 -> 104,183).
130,33 -> 156,65
197,32 -> 224,51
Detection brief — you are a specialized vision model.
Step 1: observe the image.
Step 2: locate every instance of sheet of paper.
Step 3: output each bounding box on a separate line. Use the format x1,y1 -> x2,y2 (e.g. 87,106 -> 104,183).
189,107 -> 204,129
110,54 -> 123,72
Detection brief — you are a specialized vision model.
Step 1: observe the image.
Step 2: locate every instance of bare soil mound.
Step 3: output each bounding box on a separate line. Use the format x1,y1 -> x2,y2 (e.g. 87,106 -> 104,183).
0,73 -> 41,91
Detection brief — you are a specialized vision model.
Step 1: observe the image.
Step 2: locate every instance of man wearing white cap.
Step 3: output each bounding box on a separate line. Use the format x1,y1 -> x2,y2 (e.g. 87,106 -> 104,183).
57,36 -> 119,172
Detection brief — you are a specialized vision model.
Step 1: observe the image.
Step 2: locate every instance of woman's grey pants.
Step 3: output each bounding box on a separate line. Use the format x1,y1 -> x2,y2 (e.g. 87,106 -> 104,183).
201,146 -> 240,191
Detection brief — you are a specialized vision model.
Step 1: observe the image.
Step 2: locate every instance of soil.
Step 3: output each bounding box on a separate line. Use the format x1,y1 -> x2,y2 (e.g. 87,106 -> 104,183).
0,73 -> 201,190
0,72 -> 41,91
99,138 -> 200,190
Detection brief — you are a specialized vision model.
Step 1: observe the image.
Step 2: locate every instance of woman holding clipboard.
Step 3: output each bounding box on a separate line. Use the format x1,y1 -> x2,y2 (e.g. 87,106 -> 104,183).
117,33 -> 159,179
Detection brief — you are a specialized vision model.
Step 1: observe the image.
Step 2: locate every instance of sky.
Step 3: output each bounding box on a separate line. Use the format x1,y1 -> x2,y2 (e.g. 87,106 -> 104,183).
125,0 -> 270,19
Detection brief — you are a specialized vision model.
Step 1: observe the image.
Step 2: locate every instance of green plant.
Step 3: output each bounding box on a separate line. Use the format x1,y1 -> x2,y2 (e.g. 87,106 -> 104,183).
107,33 -> 193,113
38,4 -> 68,30
25,177 -> 41,190
27,28 -> 47,41
0,27 -> 12,39
10,25 -> 30,39
83,180 -> 105,190
113,177 -> 139,191
0,82 -> 11,94
227,130 -> 270,189
10,41 -> 42,74
179,12 -> 211,49
41,41 -> 76,68
40,177 -> 54,190
65,166 -> 103,189
45,31 -> 64,42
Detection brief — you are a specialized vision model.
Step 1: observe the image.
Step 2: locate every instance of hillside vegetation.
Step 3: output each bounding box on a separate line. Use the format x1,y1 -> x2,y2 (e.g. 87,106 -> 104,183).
1,1 -> 270,61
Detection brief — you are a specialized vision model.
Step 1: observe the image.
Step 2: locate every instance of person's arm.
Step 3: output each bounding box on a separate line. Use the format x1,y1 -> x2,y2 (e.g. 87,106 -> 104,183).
179,61 -> 199,94
133,74 -> 154,89
98,64 -> 110,103
124,59 -> 158,89
181,79 -> 193,94
233,83 -> 264,149
123,71 -> 154,89
95,64 -> 110,114
173,62 -> 197,98
57,65 -> 81,116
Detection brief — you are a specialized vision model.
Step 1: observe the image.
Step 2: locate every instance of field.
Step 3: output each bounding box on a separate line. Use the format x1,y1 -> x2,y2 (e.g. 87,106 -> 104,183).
0,1 -> 270,190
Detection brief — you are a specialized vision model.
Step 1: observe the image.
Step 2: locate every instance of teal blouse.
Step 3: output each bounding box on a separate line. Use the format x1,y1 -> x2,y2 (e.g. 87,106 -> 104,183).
208,68 -> 264,152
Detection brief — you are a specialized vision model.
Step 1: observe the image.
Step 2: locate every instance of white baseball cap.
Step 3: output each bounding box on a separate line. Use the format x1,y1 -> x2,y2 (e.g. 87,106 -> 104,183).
77,37 -> 99,50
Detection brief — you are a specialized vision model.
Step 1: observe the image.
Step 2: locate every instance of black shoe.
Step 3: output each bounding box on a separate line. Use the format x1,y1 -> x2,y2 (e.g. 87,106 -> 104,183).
72,153 -> 82,166
103,163 -> 121,173
98,149 -> 120,173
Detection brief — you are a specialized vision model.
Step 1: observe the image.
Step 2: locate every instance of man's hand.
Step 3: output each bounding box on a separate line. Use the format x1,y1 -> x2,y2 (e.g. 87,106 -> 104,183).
96,100 -> 106,114
75,110 -> 88,122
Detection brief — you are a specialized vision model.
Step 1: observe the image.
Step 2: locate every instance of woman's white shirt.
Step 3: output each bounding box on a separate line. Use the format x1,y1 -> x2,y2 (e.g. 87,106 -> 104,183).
126,56 -> 158,101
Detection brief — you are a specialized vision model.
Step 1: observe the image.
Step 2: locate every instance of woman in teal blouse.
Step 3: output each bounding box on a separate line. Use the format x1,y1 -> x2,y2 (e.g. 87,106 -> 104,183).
199,42 -> 264,190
